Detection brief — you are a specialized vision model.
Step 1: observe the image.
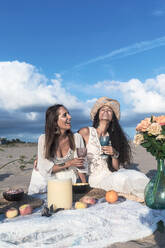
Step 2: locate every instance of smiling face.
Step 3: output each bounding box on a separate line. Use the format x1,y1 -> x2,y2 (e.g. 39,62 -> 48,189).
99,105 -> 113,122
57,106 -> 72,132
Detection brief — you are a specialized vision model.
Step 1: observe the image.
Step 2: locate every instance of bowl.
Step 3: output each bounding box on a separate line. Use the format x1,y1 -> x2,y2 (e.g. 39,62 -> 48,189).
3,188 -> 24,201
72,183 -> 90,194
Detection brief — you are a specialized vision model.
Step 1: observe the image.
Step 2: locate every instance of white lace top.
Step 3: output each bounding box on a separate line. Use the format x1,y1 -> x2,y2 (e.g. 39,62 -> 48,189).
87,127 -> 149,199
37,133 -> 85,183
28,133 -> 85,194
87,127 -> 110,176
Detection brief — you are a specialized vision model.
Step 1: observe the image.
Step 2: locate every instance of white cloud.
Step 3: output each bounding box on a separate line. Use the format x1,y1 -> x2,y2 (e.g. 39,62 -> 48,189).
73,36 -> 165,69
86,98 -> 97,104
1,61 -> 163,117
26,112 -> 38,121
0,60 -> 164,141
83,98 -> 98,117
93,75 -> 165,115
0,61 -> 83,111
94,80 -> 121,91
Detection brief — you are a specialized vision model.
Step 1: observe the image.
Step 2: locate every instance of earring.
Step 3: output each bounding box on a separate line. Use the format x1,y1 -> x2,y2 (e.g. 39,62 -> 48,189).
54,127 -> 61,135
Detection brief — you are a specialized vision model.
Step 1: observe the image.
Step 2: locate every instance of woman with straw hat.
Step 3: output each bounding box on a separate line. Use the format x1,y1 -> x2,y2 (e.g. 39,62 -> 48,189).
79,97 -> 149,200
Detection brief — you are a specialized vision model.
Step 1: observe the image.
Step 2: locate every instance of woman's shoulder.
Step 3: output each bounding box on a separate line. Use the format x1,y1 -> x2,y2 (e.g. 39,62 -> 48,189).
38,134 -> 45,143
78,127 -> 90,137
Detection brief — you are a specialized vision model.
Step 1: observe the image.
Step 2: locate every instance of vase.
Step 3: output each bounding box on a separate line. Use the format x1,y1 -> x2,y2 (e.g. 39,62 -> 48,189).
145,159 -> 165,209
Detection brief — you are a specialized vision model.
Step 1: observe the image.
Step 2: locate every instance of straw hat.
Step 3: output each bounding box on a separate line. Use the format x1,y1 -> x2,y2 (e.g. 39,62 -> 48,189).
90,97 -> 120,120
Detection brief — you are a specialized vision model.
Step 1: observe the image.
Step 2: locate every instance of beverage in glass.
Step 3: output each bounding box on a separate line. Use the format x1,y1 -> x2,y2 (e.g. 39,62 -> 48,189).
99,136 -> 110,159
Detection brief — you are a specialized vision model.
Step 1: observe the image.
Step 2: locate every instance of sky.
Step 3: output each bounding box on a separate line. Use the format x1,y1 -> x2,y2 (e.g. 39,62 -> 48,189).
0,0 -> 165,142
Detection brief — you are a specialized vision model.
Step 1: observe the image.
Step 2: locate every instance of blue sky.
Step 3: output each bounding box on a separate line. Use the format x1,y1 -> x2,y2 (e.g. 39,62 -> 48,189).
0,0 -> 165,141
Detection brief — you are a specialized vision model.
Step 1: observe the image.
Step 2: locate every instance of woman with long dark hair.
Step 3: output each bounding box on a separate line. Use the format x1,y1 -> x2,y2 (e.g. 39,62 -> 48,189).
79,97 -> 149,200
28,104 -> 86,194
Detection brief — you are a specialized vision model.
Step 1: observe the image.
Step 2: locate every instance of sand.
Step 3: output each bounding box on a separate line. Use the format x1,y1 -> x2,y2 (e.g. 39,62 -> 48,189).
0,142 -> 164,248
0,142 -> 157,194
0,143 -> 37,194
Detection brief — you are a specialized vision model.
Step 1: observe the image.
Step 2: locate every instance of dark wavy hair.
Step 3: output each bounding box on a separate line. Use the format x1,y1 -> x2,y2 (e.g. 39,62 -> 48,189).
44,104 -> 75,159
93,109 -> 132,171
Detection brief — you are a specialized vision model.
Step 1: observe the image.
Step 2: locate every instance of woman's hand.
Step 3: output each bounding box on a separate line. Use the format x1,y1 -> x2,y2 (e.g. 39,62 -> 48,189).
102,146 -> 119,158
65,158 -> 85,168
52,158 -> 85,173
33,158 -> 38,171
102,146 -> 119,171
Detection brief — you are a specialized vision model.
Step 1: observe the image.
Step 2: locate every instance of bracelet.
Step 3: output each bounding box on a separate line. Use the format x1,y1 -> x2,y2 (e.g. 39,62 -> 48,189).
59,163 -> 65,166
111,151 -> 119,159
59,163 -> 68,169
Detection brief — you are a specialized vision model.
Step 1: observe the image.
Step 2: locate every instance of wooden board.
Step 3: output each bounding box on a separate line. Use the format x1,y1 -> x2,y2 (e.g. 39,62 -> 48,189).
78,188 -> 144,203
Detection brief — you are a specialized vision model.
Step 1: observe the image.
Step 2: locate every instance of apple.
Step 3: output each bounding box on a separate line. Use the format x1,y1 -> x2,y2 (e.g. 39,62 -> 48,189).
6,207 -> 18,218
19,204 -> 32,216
81,196 -> 96,205
75,201 -> 87,209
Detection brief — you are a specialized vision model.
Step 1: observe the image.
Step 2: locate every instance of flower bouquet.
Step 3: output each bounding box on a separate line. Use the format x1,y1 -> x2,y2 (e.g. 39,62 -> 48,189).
134,115 -> 165,209
134,115 -> 165,160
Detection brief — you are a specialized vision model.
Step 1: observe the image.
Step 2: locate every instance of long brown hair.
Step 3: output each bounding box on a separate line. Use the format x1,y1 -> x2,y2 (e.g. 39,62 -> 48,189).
44,104 -> 75,159
93,109 -> 132,171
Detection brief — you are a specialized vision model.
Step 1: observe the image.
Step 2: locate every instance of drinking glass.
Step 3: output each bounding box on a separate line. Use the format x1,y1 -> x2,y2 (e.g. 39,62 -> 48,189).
77,148 -> 87,158
99,136 -> 110,159
76,147 -> 88,173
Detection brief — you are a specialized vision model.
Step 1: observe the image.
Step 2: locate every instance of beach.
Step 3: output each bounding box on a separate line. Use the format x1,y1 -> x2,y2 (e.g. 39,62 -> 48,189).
0,142 -> 164,248
0,142 -> 157,194
0,143 -> 37,195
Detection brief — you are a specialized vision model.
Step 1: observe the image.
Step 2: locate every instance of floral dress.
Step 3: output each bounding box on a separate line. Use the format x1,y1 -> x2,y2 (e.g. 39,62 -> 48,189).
87,127 -> 149,199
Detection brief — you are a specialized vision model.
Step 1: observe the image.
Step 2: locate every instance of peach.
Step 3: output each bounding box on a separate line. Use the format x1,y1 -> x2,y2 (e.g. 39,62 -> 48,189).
19,204 -> 32,216
81,196 -> 96,205
105,190 -> 118,203
75,201 -> 87,209
6,207 -> 18,218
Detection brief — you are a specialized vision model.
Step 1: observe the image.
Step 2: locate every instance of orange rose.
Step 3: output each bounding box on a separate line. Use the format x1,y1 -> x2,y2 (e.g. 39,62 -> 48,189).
155,115 -> 165,124
136,118 -> 151,132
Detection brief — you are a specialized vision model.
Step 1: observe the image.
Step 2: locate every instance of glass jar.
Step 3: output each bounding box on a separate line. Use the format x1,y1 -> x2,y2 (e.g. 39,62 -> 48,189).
145,159 -> 165,209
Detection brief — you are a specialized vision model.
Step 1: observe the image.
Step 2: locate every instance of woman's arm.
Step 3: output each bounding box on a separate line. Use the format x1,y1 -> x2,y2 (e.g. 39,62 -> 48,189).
77,172 -> 87,183
111,157 -> 119,171
51,158 -> 85,173
37,134 -> 54,177
102,145 -> 119,171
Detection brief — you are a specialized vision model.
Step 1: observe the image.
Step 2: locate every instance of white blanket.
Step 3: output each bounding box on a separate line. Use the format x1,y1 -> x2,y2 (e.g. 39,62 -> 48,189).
0,198 -> 165,248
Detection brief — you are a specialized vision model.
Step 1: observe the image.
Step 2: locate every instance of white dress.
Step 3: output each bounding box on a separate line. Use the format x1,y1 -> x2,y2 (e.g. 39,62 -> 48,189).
87,127 -> 149,199
28,133 -> 86,195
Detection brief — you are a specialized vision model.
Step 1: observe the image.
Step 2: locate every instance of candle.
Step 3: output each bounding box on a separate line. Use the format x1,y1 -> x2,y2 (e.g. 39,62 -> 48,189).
47,178 -> 72,210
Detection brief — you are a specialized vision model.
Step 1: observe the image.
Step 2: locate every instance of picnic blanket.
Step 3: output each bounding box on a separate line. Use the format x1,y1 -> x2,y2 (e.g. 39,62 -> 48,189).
0,196 -> 165,248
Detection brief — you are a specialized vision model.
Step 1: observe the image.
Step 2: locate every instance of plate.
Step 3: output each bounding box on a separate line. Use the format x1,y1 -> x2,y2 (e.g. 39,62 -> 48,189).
3,189 -> 24,201
72,183 -> 90,194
